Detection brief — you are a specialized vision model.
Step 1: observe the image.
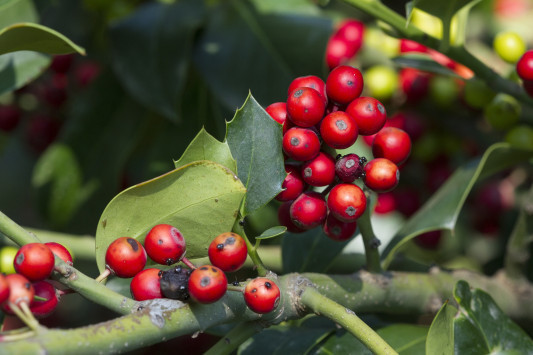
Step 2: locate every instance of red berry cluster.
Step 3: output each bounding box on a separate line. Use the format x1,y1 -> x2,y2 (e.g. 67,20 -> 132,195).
266,65 -> 412,241
0,241 -> 73,319
325,19 -> 365,70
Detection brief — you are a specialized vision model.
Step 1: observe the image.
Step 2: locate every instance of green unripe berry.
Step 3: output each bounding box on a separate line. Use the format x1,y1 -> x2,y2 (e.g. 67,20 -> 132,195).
505,125 -> 533,150
493,31 -> 526,64
484,93 -> 521,130
429,75 -> 459,107
364,65 -> 398,101
463,78 -> 495,109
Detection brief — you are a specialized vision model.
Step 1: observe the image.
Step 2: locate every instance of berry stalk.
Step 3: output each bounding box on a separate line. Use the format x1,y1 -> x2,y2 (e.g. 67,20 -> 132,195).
232,217 -> 268,277
357,192 -> 383,273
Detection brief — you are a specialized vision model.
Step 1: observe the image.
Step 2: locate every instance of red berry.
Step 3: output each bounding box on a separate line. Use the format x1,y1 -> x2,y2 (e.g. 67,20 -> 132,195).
374,192 -> 396,214
392,188 -> 421,217
130,268 -> 163,301
105,237 -> 147,278
345,97 -> 387,136
290,191 -> 328,229
517,50 -> 533,80
372,127 -> 412,165
326,65 -> 364,105
208,232 -> 248,272
301,152 -> 336,187
45,242 -> 73,265
277,201 -> 305,233
320,111 -> 359,149
50,54 -> 74,73
74,61 -> 100,87
188,265 -> 227,304
0,105 -> 21,132
399,68 -> 430,103
335,154 -> 366,183
30,280 -> 59,318
399,39 -> 428,53
2,274 -> 34,314
327,184 -> 367,222
335,19 -> 364,54
265,102 -> 290,133
282,127 -> 321,161
287,87 -> 326,127
0,274 -> 9,305
363,158 -> 400,192
14,243 -> 55,282
276,164 -> 306,202
325,35 -> 353,70
144,224 -> 186,265
323,213 -> 357,241
243,277 -> 280,314
287,75 -> 327,105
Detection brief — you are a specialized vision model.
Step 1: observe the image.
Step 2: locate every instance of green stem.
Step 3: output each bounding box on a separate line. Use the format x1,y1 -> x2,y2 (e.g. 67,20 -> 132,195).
233,218 -> 268,277
357,195 -> 382,273
205,322 -> 264,355
300,287 -> 397,355
0,211 -> 41,246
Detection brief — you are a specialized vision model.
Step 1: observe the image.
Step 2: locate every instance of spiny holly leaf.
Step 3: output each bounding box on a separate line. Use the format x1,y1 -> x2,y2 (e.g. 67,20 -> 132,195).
381,143 -> 533,269
95,161 -> 246,272
0,23 -> 85,55
225,93 -> 285,217
174,127 -> 236,173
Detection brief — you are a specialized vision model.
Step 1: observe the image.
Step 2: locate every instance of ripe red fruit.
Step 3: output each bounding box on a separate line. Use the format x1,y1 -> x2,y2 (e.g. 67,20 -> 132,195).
25,115 -> 60,153
374,192 -> 396,214
399,68 -> 430,103
2,274 -> 34,314
74,61 -> 100,87
345,96 -> 387,136
320,111 -> 359,149
276,164 -> 306,202
326,65 -> 364,105
143,224 -> 186,265
301,152 -> 336,187
364,158 -> 400,193
282,127 -> 321,161
105,237 -> 147,278
130,268 -> 163,301
50,54 -> 74,73
14,243 -> 55,282
516,50 -> 533,80
290,191 -> 328,229
399,39 -> 428,53
327,184 -> 367,222
372,127 -> 412,165
30,280 -> 59,318
325,35 -> 353,70
0,274 -> 9,305
287,75 -> 327,105
45,242 -> 73,265
243,277 -> 280,314
277,201 -> 305,234
208,232 -> 248,272
335,19 -> 364,54
188,265 -> 227,304
323,214 -> 357,241
0,105 -> 21,132
287,87 -> 326,127
335,154 -> 366,183
265,102 -> 292,134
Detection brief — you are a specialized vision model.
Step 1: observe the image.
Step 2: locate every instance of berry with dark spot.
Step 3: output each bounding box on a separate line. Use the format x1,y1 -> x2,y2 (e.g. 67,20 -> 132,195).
188,265 -> 227,304
277,201 -> 305,234
14,243 -> 55,282
208,232 -> 248,272
335,154 -> 366,183
301,151 -> 336,187
326,65 -> 364,105
130,268 -> 163,301
290,191 -> 327,229
105,237 -> 147,278
287,87 -> 326,127
160,266 -> 191,301
320,111 -> 359,149
363,158 -> 400,193
287,75 -> 328,105
282,127 -> 321,161
143,224 -> 186,265
243,277 -> 280,314
327,183 -> 367,222
345,96 -> 387,136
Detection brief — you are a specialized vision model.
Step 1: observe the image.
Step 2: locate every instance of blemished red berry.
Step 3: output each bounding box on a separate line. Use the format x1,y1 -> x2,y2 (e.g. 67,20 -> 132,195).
282,127 -> 321,161
14,243 -> 55,282
105,237 -> 147,278
2,274 -> 34,314
30,280 -> 59,318
277,201 -> 305,234
276,164 -> 306,202
130,268 -> 163,301
290,191 -> 328,229
288,75 -> 327,105
0,105 -> 21,132
45,242 -> 73,265
287,87 -> 326,127
208,232 -> 248,272
265,102 -> 288,131
243,277 -> 280,314
320,111 -> 359,149
345,96 -> 387,136
188,265 -> 227,304
326,65 -> 364,105
327,184 -> 367,222
363,158 -> 400,193
335,154 -> 366,183
372,127 -> 412,165
144,224 -> 186,265
323,213 -> 358,241
301,152 -> 336,187
0,274 -> 9,305
516,50 -> 533,80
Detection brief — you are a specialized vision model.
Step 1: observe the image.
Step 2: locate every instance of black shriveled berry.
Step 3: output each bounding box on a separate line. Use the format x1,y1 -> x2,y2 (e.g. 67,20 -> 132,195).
159,266 -> 192,301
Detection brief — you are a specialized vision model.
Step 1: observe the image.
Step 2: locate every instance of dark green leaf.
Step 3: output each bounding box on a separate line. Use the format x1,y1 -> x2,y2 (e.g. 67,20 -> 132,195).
426,301 -> 457,355
0,23 -> 85,55
95,161 -> 246,272
256,226 -> 286,240
193,1 -> 331,109
282,228 -> 355,273
381,143 -> 533,269
174,127 -> 236,173
392,54 -> 459,77
109,0 -> 205,122
225,93 -> 285,216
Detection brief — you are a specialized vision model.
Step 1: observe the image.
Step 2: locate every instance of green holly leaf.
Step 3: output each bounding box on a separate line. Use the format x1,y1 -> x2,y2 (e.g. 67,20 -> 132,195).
392,54 -> 460,77
256,226 -> 287,240
95,161 -> 246,272
225,93 -> 285,217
